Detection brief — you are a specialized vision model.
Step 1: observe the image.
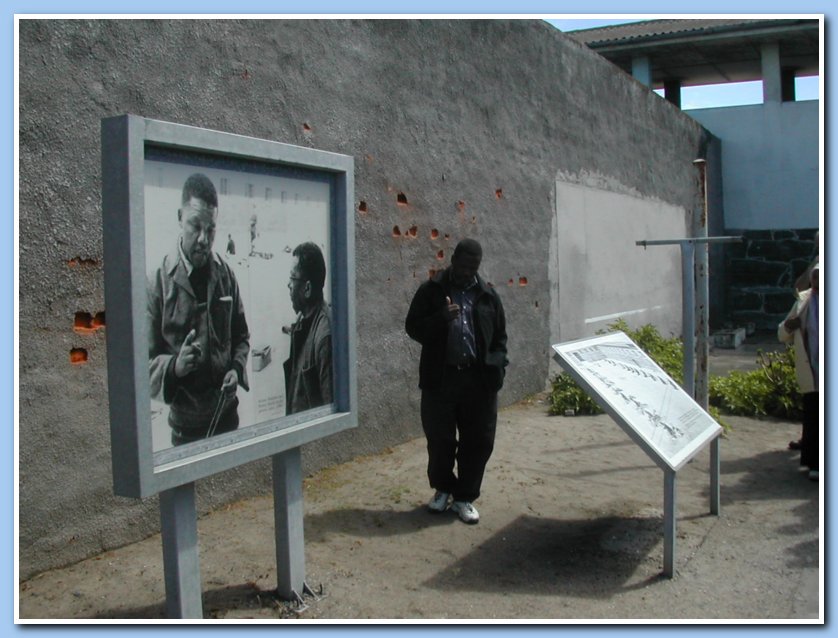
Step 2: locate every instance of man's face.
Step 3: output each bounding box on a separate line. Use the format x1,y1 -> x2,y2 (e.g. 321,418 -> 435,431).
288,258 -> 309,314
179,196 -> 217,269
451,252 -> 481,288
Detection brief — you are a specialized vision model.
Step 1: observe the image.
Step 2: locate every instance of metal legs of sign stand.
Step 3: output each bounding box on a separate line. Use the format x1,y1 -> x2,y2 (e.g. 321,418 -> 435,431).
273,447 -> 306,599
158,448 -> 307,619
160,483 -> 203,619
663,470 -> 677,578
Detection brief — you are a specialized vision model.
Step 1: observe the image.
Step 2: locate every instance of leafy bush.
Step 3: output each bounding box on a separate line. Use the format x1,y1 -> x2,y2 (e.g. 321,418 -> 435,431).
708,346 -> 802,419
549,320 -> 802,423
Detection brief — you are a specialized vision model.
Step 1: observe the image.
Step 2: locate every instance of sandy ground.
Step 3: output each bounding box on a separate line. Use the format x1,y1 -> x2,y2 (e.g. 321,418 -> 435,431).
18,388 -> 821,622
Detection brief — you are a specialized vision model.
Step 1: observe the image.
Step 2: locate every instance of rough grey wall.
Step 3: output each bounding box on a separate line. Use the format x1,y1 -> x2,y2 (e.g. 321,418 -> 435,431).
18,19 -> 706,579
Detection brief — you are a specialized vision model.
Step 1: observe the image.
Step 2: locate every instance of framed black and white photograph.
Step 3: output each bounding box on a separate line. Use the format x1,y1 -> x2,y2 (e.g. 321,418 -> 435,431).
102,115 -> 357,498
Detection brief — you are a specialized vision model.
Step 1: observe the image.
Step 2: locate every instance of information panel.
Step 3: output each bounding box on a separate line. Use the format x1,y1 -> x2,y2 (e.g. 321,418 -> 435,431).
552,331 -> 722,472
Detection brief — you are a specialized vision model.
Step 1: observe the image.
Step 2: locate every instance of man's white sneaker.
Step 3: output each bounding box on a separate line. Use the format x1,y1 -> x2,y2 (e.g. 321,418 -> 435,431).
451,500 -> 479,524
428,491 -> 451,512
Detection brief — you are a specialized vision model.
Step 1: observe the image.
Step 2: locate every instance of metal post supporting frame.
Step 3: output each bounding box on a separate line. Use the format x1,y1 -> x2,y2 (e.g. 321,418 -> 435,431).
663,469 -> 677,578
159,482 -> 203,619
710,436 -> 721,515
273,447 -> 306,600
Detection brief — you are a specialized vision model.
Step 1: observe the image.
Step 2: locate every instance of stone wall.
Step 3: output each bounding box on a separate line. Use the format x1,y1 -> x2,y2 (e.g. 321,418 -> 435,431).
724,228 -> 818,330
17,19 -> 706,578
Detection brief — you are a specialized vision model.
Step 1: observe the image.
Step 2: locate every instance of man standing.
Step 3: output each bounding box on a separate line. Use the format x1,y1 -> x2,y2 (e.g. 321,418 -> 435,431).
148,173 -> 250,446
405,238 -> 508,524
284,242 -> 333,415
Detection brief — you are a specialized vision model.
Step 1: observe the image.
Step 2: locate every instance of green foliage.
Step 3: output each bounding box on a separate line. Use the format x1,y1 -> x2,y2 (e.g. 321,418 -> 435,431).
547,368 -> 602,416
708,346 -> 802,419
549,320 -> 802,424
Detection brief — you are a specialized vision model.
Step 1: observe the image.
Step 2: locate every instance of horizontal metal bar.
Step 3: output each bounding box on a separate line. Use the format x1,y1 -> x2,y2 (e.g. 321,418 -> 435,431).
636,236 -> 742,247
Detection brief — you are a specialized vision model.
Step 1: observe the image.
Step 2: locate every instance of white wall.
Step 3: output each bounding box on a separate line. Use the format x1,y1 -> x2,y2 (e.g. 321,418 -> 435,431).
550,174 -> 685,356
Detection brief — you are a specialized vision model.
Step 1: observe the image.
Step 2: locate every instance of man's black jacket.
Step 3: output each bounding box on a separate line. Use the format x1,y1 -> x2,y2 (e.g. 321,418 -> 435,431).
405,267 -> 508,392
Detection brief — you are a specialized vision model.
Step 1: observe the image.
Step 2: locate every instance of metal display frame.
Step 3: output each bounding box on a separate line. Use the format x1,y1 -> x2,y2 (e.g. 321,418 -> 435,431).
101,115 -> 356,616
102,114 -> 357,498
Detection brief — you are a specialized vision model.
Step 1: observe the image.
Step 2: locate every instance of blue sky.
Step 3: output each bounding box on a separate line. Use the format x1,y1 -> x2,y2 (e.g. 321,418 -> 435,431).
546,18 -> 820,109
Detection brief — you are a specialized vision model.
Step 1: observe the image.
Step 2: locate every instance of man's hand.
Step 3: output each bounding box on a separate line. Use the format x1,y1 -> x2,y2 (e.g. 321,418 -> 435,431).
784,316 -> 802,332
221,369 -> 239,398
174,329 -> 202,378
444,296 -> 460,321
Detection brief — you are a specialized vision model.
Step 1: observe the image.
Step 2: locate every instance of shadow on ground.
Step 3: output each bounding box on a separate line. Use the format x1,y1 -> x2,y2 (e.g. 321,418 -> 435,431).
422,514 -> 667,599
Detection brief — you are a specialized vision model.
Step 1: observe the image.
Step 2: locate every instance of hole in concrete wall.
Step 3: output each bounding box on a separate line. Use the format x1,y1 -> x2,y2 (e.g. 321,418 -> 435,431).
431,229 -> 439,240
436,250 -> 445,260
408,226 -> 418,238
303,122 -> 312,132
444,234 -> 450,240
397,193 -> 408,206
74,311 -> 106,333
535,301 -> 539,308
471,216 -> 476,224
508,279 -> 514,286
456,201 -> 465,212
67,257 -> 98,267
392,226 -> 402,237
358,201 -> 368,214
70,348 -> 88,364
496,188 -> 503,199
241,68 -> 251,80
519,277 -> 528,286
74,312 -> 93,332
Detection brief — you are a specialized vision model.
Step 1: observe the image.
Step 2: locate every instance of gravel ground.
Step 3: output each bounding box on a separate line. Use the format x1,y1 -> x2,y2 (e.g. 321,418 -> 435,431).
17,391 -> 821,623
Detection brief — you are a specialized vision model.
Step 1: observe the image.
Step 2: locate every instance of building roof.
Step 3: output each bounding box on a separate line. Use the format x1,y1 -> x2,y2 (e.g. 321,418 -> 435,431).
567,18 -> 820,88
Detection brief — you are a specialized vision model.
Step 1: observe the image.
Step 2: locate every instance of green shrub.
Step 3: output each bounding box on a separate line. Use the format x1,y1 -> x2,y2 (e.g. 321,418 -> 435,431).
708,346 -> 802,420
549,320 -> 802,424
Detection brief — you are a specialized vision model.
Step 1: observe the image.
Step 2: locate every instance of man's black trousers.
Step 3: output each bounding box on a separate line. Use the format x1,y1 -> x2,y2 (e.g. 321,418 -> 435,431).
420,366 -> 497,503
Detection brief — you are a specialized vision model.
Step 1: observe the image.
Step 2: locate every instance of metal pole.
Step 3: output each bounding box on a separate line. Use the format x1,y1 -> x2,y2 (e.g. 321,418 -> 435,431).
159,483 -> 203,619
663,469 -> 677,578
681,242 -> 696,399
273,447 -> 306,600
710,436 -> 721,515
693,159 -> 710,410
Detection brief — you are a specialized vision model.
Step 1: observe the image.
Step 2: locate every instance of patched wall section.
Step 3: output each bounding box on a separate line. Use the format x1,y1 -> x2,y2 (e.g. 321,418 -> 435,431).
18,19 -> 706,578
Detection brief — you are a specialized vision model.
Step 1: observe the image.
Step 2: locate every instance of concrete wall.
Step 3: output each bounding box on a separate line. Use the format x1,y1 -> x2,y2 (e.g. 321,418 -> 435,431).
18,19 -> 706,579
689,100 -> 819,231
689,100 -> 819,327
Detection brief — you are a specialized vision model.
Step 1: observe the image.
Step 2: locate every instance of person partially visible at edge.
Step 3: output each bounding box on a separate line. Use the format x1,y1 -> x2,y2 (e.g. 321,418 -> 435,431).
405,238 -> 509,525
148,173 -> 250,446
787,229 -> 819,452
284,242 -> 333,415
794,230 -> 819,293
779,263 -> 820,481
